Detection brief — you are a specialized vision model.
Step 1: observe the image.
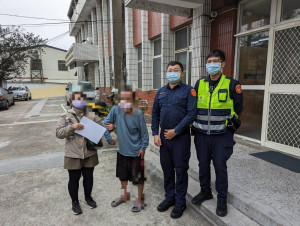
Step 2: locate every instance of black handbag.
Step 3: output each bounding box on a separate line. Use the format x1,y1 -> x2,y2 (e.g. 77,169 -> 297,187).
71,113 -> 103,150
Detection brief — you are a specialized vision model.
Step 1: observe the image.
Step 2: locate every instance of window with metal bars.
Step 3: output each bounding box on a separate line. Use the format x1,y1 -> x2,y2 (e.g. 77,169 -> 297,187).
58,60 -> 68,71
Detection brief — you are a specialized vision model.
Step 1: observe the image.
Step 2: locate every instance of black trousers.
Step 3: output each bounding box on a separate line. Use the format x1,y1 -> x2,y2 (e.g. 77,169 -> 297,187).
68,167 -> 94,202
160,132 -> 191,206
194,130 -> 235,202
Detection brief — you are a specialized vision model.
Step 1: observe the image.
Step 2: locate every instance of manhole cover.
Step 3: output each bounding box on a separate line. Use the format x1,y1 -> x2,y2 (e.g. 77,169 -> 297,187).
31,115 -> 40,117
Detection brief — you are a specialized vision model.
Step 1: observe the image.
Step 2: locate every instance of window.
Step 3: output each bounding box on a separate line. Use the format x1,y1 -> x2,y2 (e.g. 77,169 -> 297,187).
235,0 -> 272,140
137,46 -> 142,89
153,39 -> 161,89
58,60 -> 68,71
238,31 -> 269,85
281,0 -> 300,21
239,0 -> 272,32
175,26 -> 192,85
31,59 -> 42,70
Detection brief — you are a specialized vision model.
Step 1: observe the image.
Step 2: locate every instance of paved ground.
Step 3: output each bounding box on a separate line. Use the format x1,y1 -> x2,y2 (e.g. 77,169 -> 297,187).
148,130 -> 300,225
0,96 -> 210,226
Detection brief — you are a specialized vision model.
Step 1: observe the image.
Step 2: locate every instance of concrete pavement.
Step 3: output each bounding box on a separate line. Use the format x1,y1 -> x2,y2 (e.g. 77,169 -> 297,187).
147,129 -> 300,226
0,96 -> 210,226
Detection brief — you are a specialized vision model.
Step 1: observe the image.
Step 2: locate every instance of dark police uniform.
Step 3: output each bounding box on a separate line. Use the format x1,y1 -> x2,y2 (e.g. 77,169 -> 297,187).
192,75 -> 243,202
152,81 -> 197,206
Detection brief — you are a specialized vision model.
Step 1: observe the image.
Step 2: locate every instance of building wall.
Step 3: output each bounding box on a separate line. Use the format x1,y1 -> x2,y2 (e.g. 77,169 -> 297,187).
135,90 -> 157,115
41,47 -> 77,83
210,1 -> 238,77
129,5 -> 211,113
133,9 -> 142,46
16,47 -> 76,83
170,15 -> 193,30
148,12 -> 162,39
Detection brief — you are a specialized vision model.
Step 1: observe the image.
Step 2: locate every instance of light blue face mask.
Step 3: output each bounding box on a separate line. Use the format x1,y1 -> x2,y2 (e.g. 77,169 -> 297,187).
206,62 -> 221,76
166,72 -> 181,83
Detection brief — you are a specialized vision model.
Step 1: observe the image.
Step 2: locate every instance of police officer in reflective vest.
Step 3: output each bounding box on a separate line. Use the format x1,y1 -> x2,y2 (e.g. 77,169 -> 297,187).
191,49 -> 243,217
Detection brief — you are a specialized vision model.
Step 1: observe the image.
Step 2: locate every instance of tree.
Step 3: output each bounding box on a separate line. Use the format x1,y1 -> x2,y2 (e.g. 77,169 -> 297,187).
0,25 -> 47,86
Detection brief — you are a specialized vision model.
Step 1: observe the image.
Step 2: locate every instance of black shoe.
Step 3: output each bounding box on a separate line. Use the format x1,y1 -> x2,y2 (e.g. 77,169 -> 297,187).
72,201 -> 82,215
191,190 -> 213,205
170,205 -> 186,219
85,196 -> 97,209
157,199 -> 175,212
216,200 -> 227,217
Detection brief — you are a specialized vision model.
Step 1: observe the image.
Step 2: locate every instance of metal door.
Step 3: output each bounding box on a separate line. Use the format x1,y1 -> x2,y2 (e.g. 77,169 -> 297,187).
262,20 -> 300,157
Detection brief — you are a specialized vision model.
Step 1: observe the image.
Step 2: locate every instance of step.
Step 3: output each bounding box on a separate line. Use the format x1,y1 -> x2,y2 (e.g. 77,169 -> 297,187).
186,152 -> 300,226
145,146 -> 260,226
148,142 -> 300,226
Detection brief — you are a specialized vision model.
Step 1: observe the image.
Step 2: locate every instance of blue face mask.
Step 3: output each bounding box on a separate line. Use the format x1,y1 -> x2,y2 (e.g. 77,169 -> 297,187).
206,62 -> 221,76
166,72 -> 181,83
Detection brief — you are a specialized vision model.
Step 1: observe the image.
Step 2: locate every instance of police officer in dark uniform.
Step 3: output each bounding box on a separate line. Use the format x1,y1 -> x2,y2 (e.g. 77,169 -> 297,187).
152,61 -> 197,219
191,50 -> 243,217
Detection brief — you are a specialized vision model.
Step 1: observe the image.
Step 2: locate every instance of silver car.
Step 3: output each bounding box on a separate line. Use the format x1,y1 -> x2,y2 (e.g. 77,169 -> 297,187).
65,81 -> 99,106
8,86 -> 32,101
0,87 -> 14,110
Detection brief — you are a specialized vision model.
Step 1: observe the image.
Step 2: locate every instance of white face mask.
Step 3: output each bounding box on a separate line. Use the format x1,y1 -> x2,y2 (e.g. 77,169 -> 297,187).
118,100 -> 133,112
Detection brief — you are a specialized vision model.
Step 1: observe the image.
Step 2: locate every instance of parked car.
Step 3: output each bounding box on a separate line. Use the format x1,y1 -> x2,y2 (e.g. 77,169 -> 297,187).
65,81 -> 99,106
0,87 -> 14,110
8,86 -> 32,101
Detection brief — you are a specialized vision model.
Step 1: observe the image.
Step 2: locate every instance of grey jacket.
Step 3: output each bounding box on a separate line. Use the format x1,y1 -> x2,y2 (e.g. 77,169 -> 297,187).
56,108 -> 102,159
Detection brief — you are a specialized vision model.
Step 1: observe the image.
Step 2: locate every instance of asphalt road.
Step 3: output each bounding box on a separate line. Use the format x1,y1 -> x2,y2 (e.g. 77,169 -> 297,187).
0,96 -> 210,226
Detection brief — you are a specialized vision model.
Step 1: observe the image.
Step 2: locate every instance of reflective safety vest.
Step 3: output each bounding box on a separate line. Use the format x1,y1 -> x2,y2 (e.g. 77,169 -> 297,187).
193,74 -> 236,135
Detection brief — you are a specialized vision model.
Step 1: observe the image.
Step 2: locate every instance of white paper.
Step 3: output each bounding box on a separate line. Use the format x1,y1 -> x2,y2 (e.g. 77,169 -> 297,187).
74,116 -> 106,144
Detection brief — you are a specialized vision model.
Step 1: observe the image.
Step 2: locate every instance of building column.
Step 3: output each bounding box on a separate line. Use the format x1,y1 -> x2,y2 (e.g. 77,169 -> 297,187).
96,0 -> 105,88
109,0 -> 115,86
191,0 -> 211,85
161,13 -> 174,86
111,0 -> 124,92
141,10 -> 152,91
125,7 -> 138,89
77,33 -> 81,43
87,15 -> 93,42
77,62 -> 85,82
102,0 -> 111,88
80,25 -> 85,41
91,8 -> 98,45
94,61 -> 100,88
84,21 -> 89,41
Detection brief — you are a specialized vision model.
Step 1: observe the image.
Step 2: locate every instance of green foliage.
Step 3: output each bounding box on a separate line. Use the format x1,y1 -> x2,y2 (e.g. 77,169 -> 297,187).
0,25 -> 47,84
137,98 -> 149,114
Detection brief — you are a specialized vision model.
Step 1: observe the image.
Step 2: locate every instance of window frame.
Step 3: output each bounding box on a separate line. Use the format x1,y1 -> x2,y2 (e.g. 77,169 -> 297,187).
137,45 -> 142,89
153,38 -> 162,90
58,60 -> 68,71
234,0 -> 300,84
174,25 -> 192,85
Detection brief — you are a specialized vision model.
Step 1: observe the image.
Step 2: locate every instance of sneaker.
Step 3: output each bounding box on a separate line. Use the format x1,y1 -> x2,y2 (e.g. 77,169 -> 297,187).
72,201 -> 82,215
170,205 -> 186,219
216,200 -> 227,217
157,199 -> 175,212
191,190 -> 213,205
85,196 -> 97,209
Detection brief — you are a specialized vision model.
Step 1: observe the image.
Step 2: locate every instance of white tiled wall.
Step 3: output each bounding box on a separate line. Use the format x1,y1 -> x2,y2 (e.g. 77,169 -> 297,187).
125,7 -> 138,90
191,0 -> 211,86
141,10 -> 153,91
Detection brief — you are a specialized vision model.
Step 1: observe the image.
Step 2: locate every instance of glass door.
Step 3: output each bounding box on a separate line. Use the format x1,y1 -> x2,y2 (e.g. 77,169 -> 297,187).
235,0 -> 272,140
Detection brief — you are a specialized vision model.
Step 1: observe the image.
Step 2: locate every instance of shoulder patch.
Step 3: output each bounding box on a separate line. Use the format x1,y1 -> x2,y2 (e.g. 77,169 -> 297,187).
235,84 -> 242,94
191,89 -> 197,97
159,92 -> 165,95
